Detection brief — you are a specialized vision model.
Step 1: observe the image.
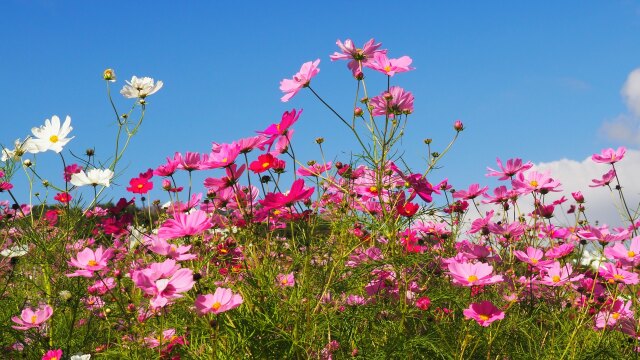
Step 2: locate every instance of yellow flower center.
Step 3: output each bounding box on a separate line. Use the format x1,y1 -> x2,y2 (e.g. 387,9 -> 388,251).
529,180 -> 538,188
212,302 -> 221,310
31,315 -> 38,324
281,278 -> 288,285
467,275 -> 478,283
369,186 -> 378,194
384,65 -> 391,73
273,210 -> 281,215
262,162 -> 270,168
479,314 -> 490,321
531,259 -> 538,264
49,135 -> 59,143
612,312 -> 620,320
137,184 -> 144,189
552,275 -> 561,283
222,157 -> 228,163
628,251 -> 635,258
87,260 -> 98,267
613,274 -> 624,281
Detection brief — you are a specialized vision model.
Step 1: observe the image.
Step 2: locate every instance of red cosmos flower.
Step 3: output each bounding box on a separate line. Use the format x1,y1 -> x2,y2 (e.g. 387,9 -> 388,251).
249,153 -> 278,174
127,169 -> 154,194
396,200 -> 419,217
54,192 -> 72,203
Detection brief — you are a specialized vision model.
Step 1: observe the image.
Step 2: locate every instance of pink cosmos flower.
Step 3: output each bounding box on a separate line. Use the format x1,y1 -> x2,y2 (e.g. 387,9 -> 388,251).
144,235 -> 197,261
157,210 -> 213,240
511,170 -> 561,195
330,38 -> 386,76
42,349 -> 63,360
365,52 -> 414,76
486,157 -> 533,180
604,237 -> 640,265
537,262 -> 583,286
594,299 -> 633,330
203,164 -> 245,192
12,304 -> 53,330
545,243 -> 575,259
463,301 -> 505,327
415,296 -> 431,311
259,178 -> 314,210
369,86 -> 414,116
131,260 -> 195,308
259,109 -> 303,137
592,147 -> 626,164
447,261 -> 503,287
194,287 -> 243,315
176,152 -> 207,171
589,169 -> 617,187
514,247 -> 553,268
296,161 -> 332,177
453,183 -> 488,200
204,142 -> 242,169
276,272 -> 295,288
280,59 -> 320,102
577,226 -> 630,243
154,153 -> 181,176
67,246 -> 114,278
599,262 -> 639,285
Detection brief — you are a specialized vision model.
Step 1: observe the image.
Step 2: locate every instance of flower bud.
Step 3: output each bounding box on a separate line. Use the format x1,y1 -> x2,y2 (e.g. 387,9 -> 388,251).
354,107 -> 364,116
23,159 -> 32,167
315,137 -> 324,144
103,68 -> 116,82
454,120 -> 464,132
424,138 -> 432,145
571,191 -> 585,203
354,71 -> 364,80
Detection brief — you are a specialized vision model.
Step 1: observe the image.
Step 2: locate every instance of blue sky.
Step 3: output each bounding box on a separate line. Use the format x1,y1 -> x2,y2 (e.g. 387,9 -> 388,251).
2,1 -> 640,212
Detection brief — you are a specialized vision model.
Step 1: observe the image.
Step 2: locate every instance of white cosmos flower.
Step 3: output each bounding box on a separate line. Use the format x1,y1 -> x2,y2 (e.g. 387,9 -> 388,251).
1,138 -> 37,162
120,76 -> 163,99
70,168 -> 114,187
28,115 -> 74,154
70,354 -> 91,360
0,244 -> 29,258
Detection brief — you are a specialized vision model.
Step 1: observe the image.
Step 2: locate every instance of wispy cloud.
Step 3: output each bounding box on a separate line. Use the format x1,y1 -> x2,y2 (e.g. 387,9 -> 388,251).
599,68 -> 640,145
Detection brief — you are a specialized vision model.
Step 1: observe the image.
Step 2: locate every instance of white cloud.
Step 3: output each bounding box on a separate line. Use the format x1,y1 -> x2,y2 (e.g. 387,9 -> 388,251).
599,114 -> 640,146
533,150 -> 640,227
600,68 -> 640,146
623,68 -> 640,117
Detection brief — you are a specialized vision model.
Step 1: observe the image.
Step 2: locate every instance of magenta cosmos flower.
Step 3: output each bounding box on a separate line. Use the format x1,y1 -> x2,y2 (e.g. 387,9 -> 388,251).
280,59 -> 320,102
369,86 -> 414,116
67,246 -> 114,278
12,304 -> 53,330
194,287 -> 243,315
592,146 -> 626,164
463,301 -> 505,327
259,178 -> 314,210
598,262 -> 639,285
157,209 -> 213,240
42,349 -> 63,360
537,262 -> 583,286
589,169 -> 616,188
447,261 -> 503,287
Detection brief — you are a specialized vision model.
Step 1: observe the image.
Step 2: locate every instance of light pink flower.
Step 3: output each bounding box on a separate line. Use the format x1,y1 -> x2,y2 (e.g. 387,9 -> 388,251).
537,262 -> 583,286
276,272 -> 295,288
463,301 -> 505,327
604,237 -> 640,265
144,235 -> 197,261
67,246 -> 114,278
194,287 -> 243,315
511,170 -> 561,195
594,299 -> 633,330
369,86 -> 414,116
131,260 -> 195,308
447,261 -> 503,287
486,157 -> 533,180
11,304 -> 53,330
280,59 -> 320,102
514,247 -> 553,268
599,262 -> 639,285
365,52 -> 414,76
592,147 -> 626,164
330,38 -> 386,76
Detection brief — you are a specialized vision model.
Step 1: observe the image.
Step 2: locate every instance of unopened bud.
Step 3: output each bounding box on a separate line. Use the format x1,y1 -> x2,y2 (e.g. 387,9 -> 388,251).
307,160 -> 316,166
360,97 -> 369,104
315,137 -> 324,144
86,148 -> 95,157
103,68 -> 116,81
424,138 -> 432,145
453,120 -> 464,132
354,71 -> 364,80
354,107 -> 364,116
23,159 -> 32,167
